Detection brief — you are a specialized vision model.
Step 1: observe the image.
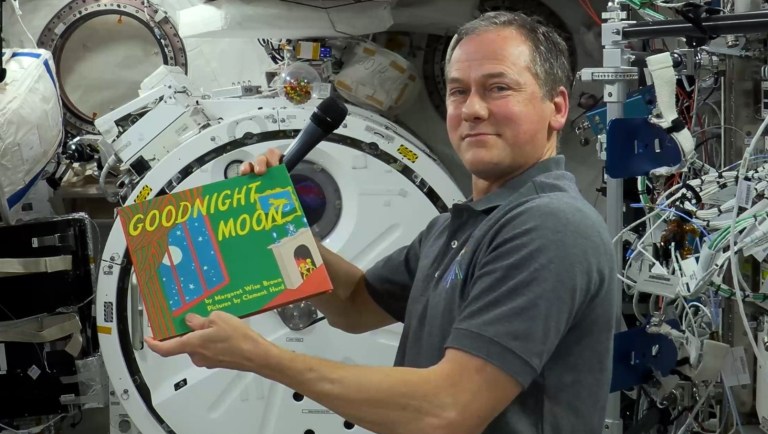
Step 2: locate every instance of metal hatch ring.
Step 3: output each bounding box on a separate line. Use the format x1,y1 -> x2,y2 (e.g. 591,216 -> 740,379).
37,0 -> 187,136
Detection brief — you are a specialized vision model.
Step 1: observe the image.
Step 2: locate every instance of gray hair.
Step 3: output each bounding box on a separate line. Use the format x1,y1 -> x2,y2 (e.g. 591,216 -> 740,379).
445,11 -> 572,102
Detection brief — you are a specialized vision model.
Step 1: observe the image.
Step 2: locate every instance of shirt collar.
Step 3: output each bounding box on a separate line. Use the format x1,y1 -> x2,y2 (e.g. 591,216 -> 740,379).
462,156 -> 565,212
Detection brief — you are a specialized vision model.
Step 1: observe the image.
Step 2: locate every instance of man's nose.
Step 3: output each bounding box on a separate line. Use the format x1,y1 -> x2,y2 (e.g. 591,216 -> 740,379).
462,91 -> 488,122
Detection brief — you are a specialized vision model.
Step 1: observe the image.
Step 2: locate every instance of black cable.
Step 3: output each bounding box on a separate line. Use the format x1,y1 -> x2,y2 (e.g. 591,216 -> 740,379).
69,406 -> 83,428
280,0 -> 375,9
304,316 -> 326,328
674,2 -> 726,41
694,135 -> 720,151
259,39 -> 284,65
0,0 -> 6,83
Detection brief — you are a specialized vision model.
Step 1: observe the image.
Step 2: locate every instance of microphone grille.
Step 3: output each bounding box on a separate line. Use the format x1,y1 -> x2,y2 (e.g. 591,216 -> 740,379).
311,96 -> 348,134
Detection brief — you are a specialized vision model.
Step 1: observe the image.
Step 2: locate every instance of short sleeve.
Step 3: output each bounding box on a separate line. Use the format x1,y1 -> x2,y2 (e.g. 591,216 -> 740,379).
364,228 -> 426,323
446,197 -> 611,387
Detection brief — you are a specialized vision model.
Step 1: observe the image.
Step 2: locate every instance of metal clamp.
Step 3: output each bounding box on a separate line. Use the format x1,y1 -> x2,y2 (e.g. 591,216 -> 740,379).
31,232 -> 75,248
579,67 -> 640,83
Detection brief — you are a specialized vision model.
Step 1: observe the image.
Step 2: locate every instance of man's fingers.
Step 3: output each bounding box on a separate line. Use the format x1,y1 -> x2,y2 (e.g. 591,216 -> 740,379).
239,161 -> 254,175
144,336 -> 188,357
185,313 -> 209,330
241,149 -> 283,177
255,155 -> 269,174
266,148 -> 283,167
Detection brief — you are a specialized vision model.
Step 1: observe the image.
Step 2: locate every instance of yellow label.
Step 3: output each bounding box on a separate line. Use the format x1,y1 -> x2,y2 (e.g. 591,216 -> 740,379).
136,185 -> 153,203
397,144 -> 419,163
97,325 -> 112,335
335,80 -> 353,92
389,61 -> 406,74
365,95 -> 385,109
395,84 -> 408,106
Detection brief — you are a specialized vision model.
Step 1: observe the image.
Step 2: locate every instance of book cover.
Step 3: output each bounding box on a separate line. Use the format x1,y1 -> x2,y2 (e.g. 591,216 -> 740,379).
116,165 -> 333,340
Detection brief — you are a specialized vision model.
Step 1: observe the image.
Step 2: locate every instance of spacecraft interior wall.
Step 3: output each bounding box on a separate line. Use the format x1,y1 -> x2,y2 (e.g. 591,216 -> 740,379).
96,97 -> 465,434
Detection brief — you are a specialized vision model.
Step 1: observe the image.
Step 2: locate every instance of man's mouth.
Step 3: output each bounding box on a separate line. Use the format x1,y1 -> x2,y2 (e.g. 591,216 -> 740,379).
463,133 -> 496,139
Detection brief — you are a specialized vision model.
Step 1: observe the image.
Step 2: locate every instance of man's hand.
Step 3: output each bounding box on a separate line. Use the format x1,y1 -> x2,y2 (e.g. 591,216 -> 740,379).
144,312 -> 520,434
145,311 -> 277,373
239,147 -> 283,176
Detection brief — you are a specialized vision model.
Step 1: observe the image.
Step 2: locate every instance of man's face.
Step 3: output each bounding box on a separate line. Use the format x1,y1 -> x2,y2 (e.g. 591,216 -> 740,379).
445,29 -> 567,184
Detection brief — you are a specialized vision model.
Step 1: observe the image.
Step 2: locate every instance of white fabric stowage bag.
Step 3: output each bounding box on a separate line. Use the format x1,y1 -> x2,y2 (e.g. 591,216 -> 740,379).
0,49 -> 62,219
333,41 -> 420,115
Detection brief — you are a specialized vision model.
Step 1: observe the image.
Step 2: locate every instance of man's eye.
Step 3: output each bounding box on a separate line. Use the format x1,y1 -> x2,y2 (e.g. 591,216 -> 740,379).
448,89 -> 467,97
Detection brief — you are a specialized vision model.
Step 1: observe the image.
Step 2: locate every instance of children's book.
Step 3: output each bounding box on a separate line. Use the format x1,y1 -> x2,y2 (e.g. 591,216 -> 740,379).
116,165 -> 333,340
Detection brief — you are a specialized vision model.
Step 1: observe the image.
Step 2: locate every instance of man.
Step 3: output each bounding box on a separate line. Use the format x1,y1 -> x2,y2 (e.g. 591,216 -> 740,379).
147,11 -> 617,434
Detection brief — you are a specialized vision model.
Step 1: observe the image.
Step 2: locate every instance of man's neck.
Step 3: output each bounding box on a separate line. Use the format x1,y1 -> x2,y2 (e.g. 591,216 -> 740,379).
471,149 -> 557,201
471,173 -> 518,201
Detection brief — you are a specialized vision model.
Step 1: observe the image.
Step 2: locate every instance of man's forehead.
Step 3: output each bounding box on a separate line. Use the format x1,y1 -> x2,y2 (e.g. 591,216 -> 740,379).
446,71 -> 521,84
447,30 -> 532,75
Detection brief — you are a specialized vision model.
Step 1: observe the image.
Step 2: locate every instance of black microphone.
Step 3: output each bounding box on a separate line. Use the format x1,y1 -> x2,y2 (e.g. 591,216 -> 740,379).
282,96 -> 348,172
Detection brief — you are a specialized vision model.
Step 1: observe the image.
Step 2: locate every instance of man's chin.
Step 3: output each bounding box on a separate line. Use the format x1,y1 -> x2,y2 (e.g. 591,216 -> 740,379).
466,163 -> 508,182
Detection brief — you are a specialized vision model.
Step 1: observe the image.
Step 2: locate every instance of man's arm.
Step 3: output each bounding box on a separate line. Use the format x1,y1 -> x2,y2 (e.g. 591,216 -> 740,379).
148,313 -> 521,434
261,347 -> 521,434
311,243 -> 397,334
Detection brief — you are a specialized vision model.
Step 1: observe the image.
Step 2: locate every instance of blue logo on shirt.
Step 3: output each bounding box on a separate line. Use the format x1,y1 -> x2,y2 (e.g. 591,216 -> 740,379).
442,248 -> 465,287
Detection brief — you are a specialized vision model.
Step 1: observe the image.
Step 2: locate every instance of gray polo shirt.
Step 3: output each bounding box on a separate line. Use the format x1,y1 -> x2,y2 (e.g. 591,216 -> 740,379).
365,156 -> 617,434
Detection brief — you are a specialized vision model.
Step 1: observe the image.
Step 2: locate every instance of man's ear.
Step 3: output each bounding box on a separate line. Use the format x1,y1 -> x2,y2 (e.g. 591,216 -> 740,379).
549,86 -> 569,133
